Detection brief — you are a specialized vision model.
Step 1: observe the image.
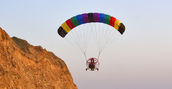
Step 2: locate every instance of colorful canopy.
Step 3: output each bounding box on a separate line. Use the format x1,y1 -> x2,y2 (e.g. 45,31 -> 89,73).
58,13 -> 125,37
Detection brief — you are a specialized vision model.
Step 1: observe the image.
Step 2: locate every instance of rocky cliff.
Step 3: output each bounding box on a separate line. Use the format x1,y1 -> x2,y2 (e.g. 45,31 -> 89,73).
0,27 -> 77,89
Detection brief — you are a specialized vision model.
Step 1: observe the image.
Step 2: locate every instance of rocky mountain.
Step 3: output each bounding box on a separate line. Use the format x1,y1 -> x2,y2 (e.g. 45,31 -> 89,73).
0,27 -> 77,89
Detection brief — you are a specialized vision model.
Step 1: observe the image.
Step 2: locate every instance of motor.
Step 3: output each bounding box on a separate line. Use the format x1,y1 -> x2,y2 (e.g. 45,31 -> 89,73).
86,57 -> 99,71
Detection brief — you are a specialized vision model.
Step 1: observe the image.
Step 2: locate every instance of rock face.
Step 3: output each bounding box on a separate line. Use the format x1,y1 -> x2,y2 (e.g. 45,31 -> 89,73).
0,27 -> 77,89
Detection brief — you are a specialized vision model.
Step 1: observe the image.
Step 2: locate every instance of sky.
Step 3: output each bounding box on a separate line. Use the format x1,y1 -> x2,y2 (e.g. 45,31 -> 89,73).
1,0 -> 172,89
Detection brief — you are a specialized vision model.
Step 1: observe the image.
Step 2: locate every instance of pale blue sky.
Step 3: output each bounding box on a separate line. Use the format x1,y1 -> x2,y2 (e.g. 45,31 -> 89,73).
1,0 -> 172,89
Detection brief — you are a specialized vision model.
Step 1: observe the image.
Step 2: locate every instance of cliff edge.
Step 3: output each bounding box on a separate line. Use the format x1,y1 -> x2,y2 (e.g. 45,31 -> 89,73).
0,27 -> 77,89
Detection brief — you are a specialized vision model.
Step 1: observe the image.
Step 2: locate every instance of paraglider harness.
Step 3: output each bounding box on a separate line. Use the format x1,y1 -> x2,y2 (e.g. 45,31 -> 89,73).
83,50 -> 101,71
86,57 -> 99,71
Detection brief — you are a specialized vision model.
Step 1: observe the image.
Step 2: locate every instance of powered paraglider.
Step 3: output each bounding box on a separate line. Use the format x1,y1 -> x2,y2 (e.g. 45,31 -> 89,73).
57,13 -> 125,71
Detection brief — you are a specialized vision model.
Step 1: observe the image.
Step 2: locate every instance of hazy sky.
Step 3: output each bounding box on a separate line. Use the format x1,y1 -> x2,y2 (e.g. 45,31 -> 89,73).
1,0 -> 172,89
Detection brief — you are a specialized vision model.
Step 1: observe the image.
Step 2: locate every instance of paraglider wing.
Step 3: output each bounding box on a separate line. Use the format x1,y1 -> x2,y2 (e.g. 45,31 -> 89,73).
57,13 -> 125,38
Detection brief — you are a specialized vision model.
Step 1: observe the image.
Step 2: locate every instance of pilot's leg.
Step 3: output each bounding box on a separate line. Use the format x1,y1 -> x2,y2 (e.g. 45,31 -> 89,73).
96,68 -> 99,71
